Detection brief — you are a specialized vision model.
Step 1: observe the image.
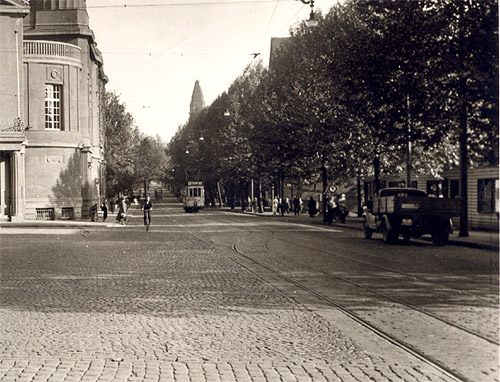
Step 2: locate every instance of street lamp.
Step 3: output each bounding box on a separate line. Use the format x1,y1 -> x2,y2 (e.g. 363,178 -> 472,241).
297,0 -> 318,27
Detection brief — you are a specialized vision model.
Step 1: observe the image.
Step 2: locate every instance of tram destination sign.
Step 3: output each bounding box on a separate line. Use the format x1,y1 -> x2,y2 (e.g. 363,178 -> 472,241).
187,181 -> 203,186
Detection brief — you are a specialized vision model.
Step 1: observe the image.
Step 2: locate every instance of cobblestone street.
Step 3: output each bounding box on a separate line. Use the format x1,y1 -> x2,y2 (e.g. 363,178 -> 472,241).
0,205 -> 498,381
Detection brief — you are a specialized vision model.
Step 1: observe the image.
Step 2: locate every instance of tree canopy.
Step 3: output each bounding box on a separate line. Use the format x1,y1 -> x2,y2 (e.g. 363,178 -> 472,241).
166,0 -> 497,204
103,91 -> 168,197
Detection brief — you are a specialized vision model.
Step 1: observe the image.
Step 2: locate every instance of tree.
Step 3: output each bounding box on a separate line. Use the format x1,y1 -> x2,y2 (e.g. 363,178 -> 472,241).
432,0 -> 498,236
103,91 -> 140,196
135,135 -> 168,196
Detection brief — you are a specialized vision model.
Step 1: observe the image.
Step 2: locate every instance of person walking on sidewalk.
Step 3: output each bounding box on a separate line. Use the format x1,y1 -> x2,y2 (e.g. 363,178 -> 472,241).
308,196 -> 317,217
100,199 -> 108,222
116,195 -> 128,225
90,203 -> 98,222
143,195 -> 153,230
293,196 -> 300,215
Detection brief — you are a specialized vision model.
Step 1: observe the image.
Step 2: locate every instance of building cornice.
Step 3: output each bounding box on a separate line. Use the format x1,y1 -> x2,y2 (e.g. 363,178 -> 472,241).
0,0 -> 30,14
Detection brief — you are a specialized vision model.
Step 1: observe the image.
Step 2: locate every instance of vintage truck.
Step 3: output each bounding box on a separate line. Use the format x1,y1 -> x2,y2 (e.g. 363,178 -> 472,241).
363,188 -> 461,246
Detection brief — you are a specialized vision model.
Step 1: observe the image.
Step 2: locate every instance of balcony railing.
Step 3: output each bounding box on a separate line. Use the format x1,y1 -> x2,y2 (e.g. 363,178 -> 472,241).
24,40 -> 81,62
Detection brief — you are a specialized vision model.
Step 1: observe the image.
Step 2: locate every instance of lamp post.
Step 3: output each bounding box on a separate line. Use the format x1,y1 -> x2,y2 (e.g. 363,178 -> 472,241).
321,159 -> 327,216
297,0 -> 318,27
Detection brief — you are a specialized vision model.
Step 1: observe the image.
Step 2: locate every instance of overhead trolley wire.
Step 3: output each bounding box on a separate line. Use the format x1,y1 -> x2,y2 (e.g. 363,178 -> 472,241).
86,0 -> 296,8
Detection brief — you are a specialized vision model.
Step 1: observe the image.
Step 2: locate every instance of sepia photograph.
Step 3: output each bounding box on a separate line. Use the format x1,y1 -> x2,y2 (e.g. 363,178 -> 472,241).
0,0 -> 498,381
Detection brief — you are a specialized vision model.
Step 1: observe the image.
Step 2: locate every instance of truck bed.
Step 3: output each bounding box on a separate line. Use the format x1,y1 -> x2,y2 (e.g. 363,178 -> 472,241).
375,195 -> 461,217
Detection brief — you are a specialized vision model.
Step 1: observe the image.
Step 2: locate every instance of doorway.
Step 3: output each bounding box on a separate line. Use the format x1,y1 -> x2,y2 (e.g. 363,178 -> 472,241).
0,152 -> 11,220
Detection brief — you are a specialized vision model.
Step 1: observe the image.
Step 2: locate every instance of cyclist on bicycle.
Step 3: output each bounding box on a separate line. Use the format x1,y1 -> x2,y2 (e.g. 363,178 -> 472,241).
142,195 -> 153,230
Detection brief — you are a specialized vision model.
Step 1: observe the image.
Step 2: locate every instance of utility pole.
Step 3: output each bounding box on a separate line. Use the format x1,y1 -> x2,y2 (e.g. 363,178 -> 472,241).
321,159 -> 327,216
406,94 -> 412,187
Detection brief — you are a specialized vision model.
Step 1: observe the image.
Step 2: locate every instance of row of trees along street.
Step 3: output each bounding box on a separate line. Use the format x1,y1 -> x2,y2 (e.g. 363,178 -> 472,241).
166,0 -> 498,236
103,91 -> 169,198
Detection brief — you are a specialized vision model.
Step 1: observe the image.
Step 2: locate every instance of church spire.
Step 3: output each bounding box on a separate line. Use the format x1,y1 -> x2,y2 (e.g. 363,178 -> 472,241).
189,80 -> 205,117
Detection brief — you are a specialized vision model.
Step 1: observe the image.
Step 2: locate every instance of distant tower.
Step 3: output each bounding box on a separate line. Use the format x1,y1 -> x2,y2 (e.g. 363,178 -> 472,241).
189,80 -> 205,118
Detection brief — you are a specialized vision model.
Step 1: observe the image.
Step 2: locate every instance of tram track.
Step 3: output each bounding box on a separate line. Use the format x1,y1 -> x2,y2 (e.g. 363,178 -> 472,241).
265,229 -> 496,305
127,203 -> 496,381
156,209 -> 469,381
261,229 -> 499,345
228,239 -> 469,382
158,208 -> 496,341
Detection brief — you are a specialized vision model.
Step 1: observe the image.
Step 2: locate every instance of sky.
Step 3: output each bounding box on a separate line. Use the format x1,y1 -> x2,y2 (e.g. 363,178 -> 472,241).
86,0 -> 337,143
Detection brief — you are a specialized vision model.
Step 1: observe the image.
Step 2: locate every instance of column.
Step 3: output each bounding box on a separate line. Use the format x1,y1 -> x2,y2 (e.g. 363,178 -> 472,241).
9,150 -> 25,221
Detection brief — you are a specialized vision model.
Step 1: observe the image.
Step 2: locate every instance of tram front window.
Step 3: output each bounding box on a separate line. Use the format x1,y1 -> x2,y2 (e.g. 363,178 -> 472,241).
189,188 -> 201,197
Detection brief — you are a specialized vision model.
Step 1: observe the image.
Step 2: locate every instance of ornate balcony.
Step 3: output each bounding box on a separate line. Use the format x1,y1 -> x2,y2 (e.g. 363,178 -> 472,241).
23,40 -> 81,66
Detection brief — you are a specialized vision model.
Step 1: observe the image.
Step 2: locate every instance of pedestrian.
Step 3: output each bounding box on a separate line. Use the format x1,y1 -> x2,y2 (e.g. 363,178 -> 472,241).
323,197 -> 335,225
116,195 -> 127,225
109,197 -> 115,214
323,197 -> 330,224
338,193 -> 347,223
100,199 -> 108,222
308,196 -> 317,217
142,195 -> 152,230
293,196 -> 300,215
285,197 -> 290,214
279,198 -> 286,216
89,203 -> 98,222
273,196 -> 278,214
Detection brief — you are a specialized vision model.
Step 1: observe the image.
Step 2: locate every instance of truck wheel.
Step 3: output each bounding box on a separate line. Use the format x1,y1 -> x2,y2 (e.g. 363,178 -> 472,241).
364,221 -> 373,239
382,222 -> 398,244
432,231 -> 449,246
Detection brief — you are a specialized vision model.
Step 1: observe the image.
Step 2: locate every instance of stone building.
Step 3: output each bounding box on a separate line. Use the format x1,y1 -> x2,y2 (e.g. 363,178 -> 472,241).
0,0 -> 107,221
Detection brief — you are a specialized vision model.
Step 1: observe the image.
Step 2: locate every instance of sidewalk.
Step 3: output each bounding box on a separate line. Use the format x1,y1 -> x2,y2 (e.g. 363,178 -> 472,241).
0,212 -> 125,229
1,208 -> 498,251
221,207 -> 500,251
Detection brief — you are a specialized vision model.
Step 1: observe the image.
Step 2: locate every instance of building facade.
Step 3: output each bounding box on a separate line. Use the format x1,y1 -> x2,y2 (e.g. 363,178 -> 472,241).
0,0 -> 107,221
363,166 -> 499,231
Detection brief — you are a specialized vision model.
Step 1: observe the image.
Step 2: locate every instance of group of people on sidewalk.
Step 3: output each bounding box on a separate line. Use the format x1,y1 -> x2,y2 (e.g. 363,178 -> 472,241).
271,193 -> 348,224
272,196 -> 304,216
306,194 -> 347,224
322,194 -> 348,224
88,194 -> 153,228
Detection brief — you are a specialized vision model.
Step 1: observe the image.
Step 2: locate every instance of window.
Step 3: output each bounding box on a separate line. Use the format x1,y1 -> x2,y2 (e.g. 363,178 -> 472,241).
427,180 -> 448,198
45,84 -> 62,130
478,179 -> 498,214
450,179 -> 459,198
189,188 -> 200,197
36,208 -> 55,220
388,181 -> 405,188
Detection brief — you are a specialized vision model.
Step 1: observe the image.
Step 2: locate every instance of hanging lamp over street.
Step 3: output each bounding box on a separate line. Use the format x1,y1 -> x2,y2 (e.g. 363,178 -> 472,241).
297,0 -> 318,27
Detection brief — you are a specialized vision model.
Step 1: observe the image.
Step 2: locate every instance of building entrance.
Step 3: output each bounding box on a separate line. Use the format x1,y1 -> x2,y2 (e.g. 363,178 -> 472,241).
0,152 -> 11,220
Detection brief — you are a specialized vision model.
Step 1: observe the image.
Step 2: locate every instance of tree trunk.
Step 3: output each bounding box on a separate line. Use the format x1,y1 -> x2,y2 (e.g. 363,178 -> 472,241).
406,94 -> 412,187
458,7 -> 469,238
459,103 -> 469,237
321,160 -> 327,215
357,170 -> 362,216
216,180 -> 223,208
258,181 -> 263,213
374,154 -> 381,192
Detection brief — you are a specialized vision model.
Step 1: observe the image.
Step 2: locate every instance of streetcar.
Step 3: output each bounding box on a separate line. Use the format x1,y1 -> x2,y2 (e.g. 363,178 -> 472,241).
181,181 -> 205,212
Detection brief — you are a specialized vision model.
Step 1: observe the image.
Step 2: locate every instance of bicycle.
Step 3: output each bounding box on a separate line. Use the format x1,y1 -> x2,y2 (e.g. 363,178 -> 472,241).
143,209 -> 151,231
142,195 -> 153,231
